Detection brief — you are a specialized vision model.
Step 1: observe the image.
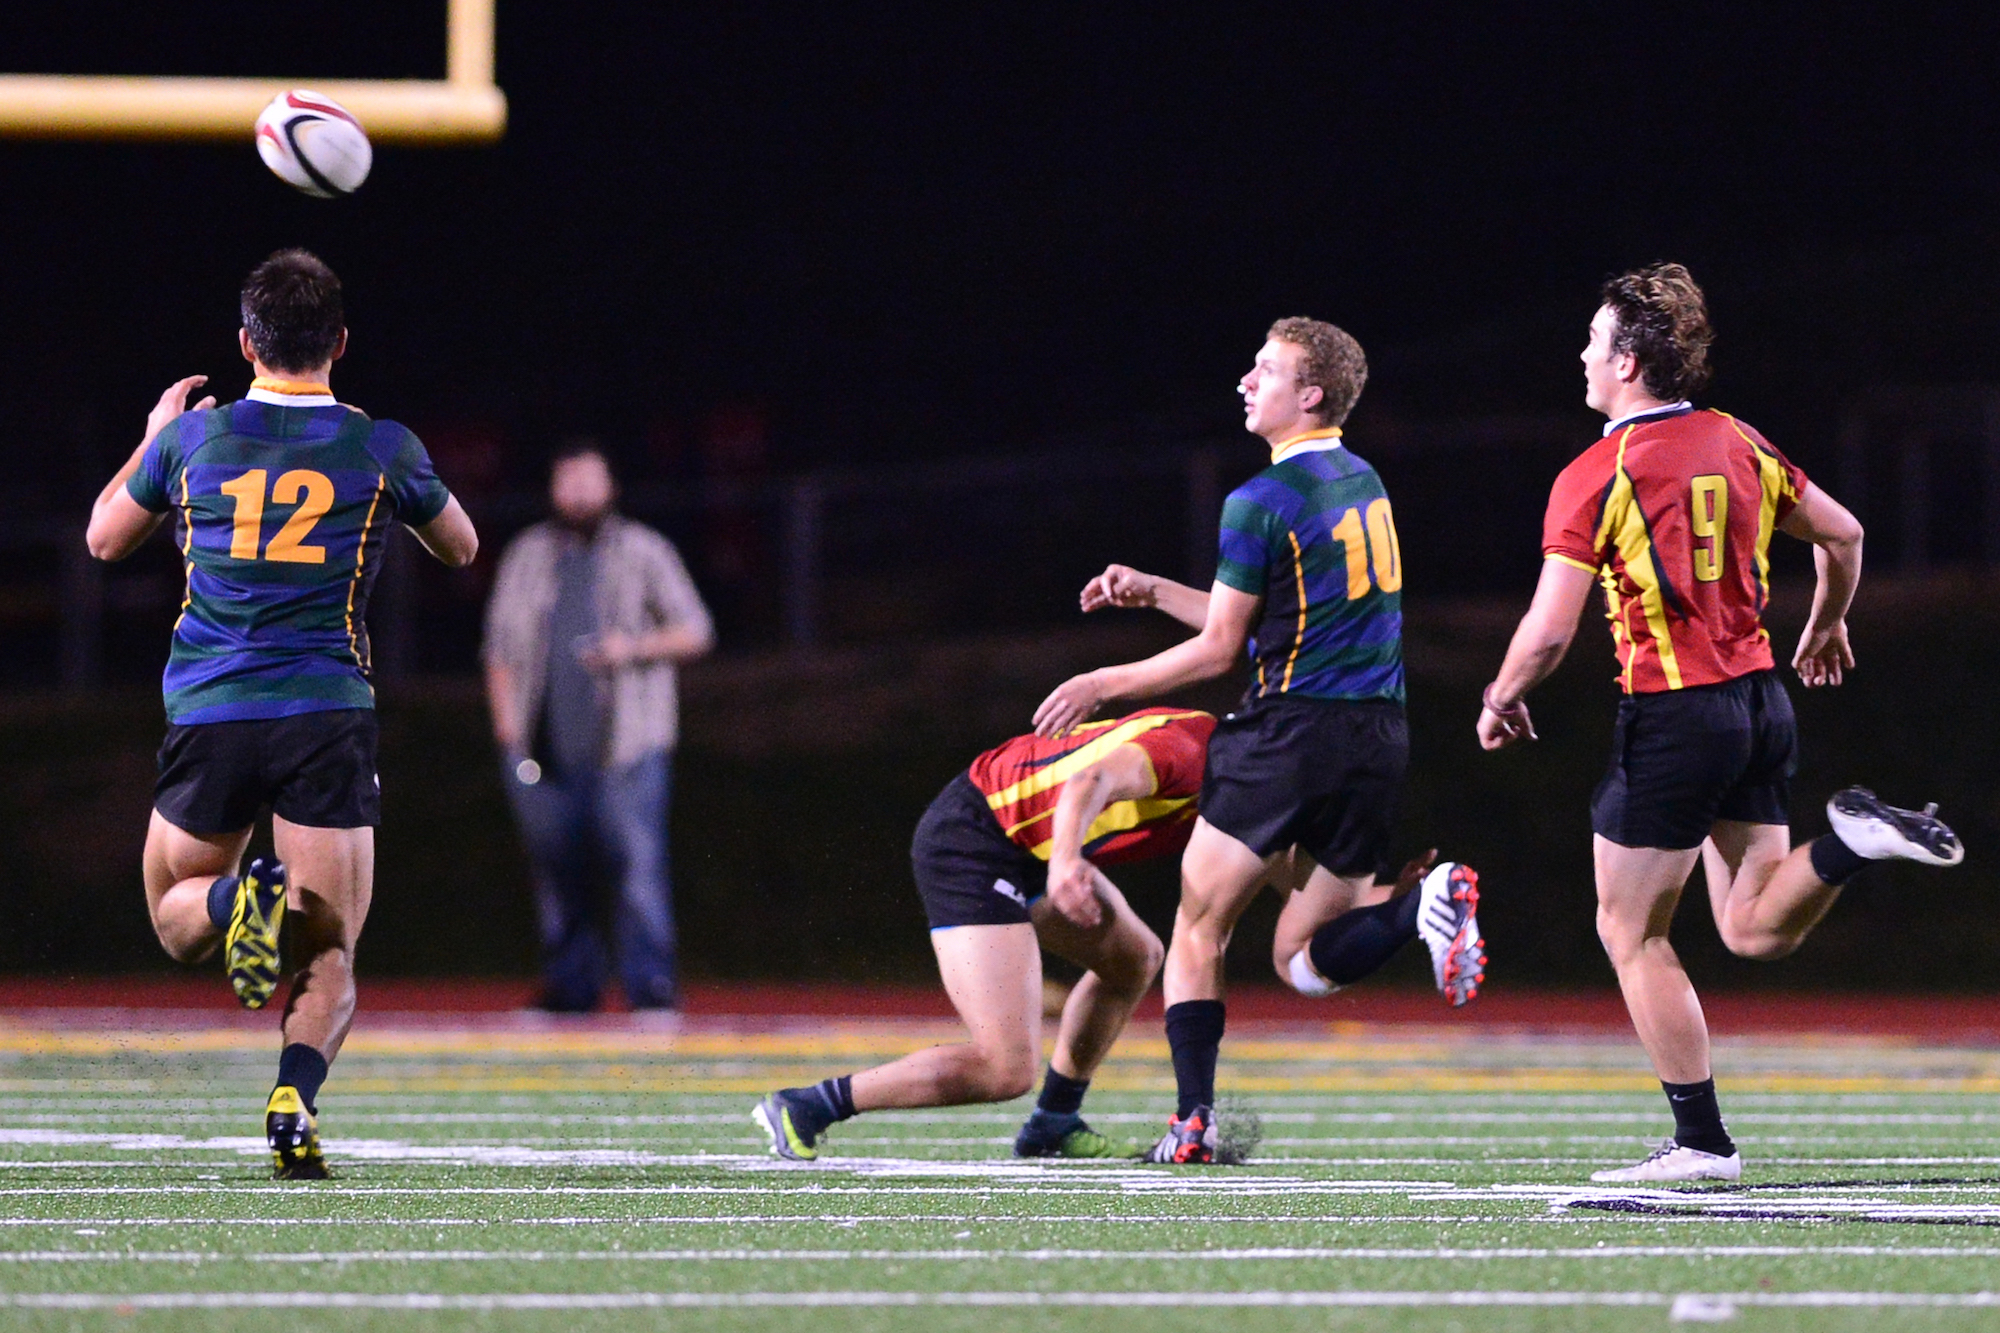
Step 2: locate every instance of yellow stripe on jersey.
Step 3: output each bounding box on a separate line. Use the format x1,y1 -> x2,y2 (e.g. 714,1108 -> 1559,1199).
345,474 -> 386,669
983,710 -> 1207,816
1020,795 -> 1199,861
172,470 -> 194,633
1592,425 -> 1683,691
1545,552 -> 1599,574
1281,530 -> 1307,692
1721,411 -> 1796,620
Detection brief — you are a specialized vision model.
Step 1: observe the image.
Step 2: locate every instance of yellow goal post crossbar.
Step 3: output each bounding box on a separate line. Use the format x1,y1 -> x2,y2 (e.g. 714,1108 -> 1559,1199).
0,0 -> 504,144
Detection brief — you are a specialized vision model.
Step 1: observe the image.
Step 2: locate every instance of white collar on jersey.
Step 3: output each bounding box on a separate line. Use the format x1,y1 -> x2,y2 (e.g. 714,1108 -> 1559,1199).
1269,426 -> 1346,463
247,376 -> 337,408
1602,400 -> 1693,436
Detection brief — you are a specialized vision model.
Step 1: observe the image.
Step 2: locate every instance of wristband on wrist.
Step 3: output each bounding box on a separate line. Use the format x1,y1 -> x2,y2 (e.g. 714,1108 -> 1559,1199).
1481,683 -> 1520,715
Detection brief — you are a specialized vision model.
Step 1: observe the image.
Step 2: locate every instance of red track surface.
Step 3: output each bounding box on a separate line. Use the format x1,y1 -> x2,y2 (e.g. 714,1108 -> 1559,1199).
2,976 -> 1998,1040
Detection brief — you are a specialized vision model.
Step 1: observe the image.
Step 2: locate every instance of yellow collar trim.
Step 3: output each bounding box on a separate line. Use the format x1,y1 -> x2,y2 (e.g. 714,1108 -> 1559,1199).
250,377 -> 333,396
1270,426 -> 1343,463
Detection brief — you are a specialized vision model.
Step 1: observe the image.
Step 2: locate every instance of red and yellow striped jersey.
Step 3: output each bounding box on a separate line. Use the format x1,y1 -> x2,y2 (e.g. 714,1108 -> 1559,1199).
967,707 -> 1216,865
1543,407 -> 1809,694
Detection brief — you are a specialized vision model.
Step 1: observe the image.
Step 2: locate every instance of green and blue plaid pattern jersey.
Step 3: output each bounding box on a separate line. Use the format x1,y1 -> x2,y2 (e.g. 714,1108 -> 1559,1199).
1214,434 -> 1405,704
127,395 -> 451,724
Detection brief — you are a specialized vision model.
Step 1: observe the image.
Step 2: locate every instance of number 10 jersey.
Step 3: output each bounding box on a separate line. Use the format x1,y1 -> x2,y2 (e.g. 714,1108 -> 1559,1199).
128,387 -> 451,724
1542,405 -> 1808,695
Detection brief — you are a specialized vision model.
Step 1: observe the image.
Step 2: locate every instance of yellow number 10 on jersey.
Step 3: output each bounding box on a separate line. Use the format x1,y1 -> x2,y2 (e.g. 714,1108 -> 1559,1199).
218,468 -> 335,564
1329,497 -> 1403,598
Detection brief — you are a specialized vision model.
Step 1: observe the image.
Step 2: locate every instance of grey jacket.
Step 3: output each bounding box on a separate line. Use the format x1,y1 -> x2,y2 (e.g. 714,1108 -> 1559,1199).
482,515 -> 711,767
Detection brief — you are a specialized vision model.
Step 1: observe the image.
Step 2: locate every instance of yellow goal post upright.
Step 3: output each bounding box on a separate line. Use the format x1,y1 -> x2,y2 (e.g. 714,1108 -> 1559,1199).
0,0 -> 504,144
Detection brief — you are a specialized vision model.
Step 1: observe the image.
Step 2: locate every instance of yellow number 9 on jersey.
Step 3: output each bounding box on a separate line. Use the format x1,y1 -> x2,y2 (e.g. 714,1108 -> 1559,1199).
1690,474 -> 1727,583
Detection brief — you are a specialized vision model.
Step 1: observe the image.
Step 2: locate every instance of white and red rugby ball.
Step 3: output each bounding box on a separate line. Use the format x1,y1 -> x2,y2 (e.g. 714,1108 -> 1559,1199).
254,90 -> 373,197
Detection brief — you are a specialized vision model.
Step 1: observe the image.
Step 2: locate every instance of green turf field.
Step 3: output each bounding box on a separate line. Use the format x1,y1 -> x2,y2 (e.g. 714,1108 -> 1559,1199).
2,1015 -> 1997,1331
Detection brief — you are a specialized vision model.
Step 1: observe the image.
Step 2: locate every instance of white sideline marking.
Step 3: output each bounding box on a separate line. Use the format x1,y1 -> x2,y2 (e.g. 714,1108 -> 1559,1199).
6,1244 -> 2000,1264
7,1291 -> 2000,1310
0,1215 -> 1630,1229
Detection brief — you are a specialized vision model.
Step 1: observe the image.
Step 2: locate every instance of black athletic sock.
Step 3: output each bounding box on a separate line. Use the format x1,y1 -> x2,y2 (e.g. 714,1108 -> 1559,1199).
205,876 -> 239,931
1035,1066 -> 1089,1117
781,1075 -> 857,1138
1306,889 -> 1423,986
1809,833 -> 1870,886
1164,999 -> 1226,1119
276,1043 -> 329,1115
1662,1078 -> 1734,1156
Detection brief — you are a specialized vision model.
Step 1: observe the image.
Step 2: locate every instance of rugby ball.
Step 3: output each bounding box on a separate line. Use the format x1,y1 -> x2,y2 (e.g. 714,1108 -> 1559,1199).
254,90 -> 372,197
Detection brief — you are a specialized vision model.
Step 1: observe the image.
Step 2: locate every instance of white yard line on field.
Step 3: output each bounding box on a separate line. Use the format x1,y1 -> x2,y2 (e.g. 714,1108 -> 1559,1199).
6,1290 -> 2000,1310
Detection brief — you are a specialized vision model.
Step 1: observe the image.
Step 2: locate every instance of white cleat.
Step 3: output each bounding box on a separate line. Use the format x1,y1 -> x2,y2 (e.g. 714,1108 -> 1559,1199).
1590,1140 -> 1743,1183
1416,862 -> 1486,1007
1826,787 -> 1965,867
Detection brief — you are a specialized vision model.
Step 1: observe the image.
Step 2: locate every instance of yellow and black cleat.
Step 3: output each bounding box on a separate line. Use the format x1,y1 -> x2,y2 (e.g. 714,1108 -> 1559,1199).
225,858 -> 286,1010
266,1085 -> 330,1180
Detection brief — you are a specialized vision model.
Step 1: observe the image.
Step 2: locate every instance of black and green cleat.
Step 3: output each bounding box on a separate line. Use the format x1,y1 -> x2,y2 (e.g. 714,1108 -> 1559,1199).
752,1091 -> 825,1161
266,1085 -> 330,1180
225,858 -> 286,1010
1013,1112 -> 1143,1159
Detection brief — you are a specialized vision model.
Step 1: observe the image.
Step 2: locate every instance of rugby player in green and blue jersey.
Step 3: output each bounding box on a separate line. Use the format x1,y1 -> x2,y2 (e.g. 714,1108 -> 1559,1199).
86,250 -> 478,1178
1036,319 -> 1478,1163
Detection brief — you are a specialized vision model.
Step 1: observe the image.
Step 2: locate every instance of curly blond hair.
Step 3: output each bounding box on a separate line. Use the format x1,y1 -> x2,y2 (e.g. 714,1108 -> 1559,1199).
1600,263 -> 1714,400
1268,317 -> 1368,427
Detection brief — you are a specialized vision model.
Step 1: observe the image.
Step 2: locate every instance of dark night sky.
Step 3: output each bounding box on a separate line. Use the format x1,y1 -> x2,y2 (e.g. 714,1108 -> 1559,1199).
7,2 -> 2000,493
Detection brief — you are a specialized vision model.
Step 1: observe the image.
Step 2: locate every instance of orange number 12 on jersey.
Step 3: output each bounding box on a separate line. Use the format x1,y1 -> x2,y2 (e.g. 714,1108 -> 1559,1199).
218,468 -> 335,564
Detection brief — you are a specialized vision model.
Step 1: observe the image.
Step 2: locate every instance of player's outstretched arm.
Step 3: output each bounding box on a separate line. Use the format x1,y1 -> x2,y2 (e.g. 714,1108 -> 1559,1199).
409,496 -> 479,568
86,375 -> 216,562
1045,742 -> 1157,928
1778,483 -> 1863,688
1080,564 -> 1210,630
1034,583 -> 1260,736
1478,558 -> 1594,750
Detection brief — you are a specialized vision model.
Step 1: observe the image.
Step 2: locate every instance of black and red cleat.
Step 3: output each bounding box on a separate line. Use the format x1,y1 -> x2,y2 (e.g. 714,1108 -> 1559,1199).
1143,1105 -> 1218,1164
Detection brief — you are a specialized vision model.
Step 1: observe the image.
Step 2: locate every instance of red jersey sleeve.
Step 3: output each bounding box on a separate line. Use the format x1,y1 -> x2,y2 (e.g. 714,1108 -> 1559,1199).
1542,445 -> 1617,572
1129,713 -> 1215,799
1734,420 -> 1810,524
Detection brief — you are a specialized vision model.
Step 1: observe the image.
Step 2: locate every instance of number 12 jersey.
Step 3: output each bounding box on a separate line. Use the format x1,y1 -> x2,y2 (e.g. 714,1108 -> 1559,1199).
1542,405 -> 1808,695
128,386 -> 451,724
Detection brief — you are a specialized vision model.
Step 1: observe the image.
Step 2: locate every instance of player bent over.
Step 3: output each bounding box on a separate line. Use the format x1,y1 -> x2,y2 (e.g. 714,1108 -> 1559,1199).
85,250 -> 478,1178
1036,318 -> 1470,1164
1479,263 -> 1962,1183
755,708 -> 1210,1160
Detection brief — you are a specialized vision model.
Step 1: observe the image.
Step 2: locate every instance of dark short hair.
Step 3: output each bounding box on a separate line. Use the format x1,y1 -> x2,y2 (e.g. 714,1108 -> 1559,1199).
1600,262 -> 1714,400
240,249 -> 344,374
550,437 -> 610,472
1267,317 -> 1368,426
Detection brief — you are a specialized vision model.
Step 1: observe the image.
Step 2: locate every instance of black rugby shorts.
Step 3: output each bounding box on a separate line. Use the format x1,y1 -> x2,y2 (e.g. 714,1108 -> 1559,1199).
1198,694 -> 1408,879
910,772 -> 1046,930
1591,669 -> 1797,851
155,708 -> 381,834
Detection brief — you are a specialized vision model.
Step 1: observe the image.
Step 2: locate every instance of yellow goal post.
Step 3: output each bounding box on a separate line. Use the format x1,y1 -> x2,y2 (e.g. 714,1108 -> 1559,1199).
0,0 -> 504,144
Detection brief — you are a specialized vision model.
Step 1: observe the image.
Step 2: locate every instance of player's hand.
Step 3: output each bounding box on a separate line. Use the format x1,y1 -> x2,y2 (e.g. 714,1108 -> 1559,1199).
578,630 -> 638,673
1391,848 -> 1439,896
1046,856 -> 1104,929
1080,564 -> 1157,613
142,376 -> 214,448
1033,671 -> 1105,737
1792,620 -> 1854,688
1477,685 -> 1536,750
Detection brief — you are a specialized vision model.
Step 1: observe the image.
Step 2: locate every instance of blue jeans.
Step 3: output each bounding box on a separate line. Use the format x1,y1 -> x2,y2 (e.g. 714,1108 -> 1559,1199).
504,749 -> 679,1010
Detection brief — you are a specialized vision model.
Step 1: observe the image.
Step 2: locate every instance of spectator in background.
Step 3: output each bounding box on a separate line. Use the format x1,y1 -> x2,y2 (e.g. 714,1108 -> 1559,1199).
483,442 -> 714,1012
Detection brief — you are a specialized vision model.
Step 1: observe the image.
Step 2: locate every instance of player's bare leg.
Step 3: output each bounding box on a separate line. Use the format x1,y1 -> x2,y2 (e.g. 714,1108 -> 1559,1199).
1147,818 -> 1289,1163
141,812 -> 250,963
1594,838 -> 1708,1082
1703,821 -> 1844,960
1032,873 -> 1164,1082
853,924 -> 1045,1110
271,819 -> 375,1061
262,817 -> 374,1180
